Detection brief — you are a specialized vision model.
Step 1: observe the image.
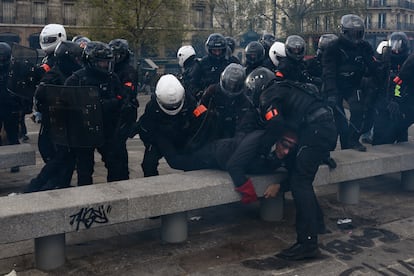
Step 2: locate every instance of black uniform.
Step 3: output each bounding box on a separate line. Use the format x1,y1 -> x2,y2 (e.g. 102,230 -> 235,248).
0,69 -> 20,147
372,47 -> 410,145
178,56 -> 199,96
373,52 -> 414,145
196,83 -> 253,144
189,55 -> 231,99
65,69 -> 130,184
113,59 -> 139,173
137,93 -> 199,177
259,80 -> 337,257
323,37 -> 377,150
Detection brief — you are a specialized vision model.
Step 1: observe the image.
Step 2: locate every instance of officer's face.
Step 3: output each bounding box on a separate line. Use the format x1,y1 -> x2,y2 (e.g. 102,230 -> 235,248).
275,136 -> 297,159
211,48 -> 223,56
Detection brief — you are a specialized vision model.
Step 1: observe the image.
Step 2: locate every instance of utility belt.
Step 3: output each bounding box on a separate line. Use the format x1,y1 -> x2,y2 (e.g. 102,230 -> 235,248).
306,106 -> 333,124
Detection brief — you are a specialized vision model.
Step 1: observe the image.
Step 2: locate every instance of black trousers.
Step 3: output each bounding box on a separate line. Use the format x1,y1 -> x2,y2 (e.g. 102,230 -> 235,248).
290,119 -> 337,243
372,101 -> 411,145
334,89 -> 367,149
26,145 -> 75,192
76,135 -> 130,185
0,109 -> 19,145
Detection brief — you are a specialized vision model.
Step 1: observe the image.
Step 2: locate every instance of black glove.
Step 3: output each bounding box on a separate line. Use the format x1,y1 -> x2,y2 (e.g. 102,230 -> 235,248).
387,100 -> 401,120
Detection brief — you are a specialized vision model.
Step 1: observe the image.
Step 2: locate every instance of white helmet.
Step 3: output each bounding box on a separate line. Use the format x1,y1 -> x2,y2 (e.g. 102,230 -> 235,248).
177,45 -> 196,68
155,74 -> 185,115
39,24 -> 67,54
269,41 -> 286,67
376,40 -> 389,55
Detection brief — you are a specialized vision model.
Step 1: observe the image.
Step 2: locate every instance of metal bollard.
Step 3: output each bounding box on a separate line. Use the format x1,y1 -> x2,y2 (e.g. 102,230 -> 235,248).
338,181 -> 360,204
35,233 -> 66,270
260,193 -> 284,221
161,212 -> 188,243
401,170 -> 414,191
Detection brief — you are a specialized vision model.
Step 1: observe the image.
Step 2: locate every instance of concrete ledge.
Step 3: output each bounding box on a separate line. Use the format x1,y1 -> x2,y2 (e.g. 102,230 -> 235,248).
0,144 -> 36,169
314,142 -> 414,185
1,142 -> 414,245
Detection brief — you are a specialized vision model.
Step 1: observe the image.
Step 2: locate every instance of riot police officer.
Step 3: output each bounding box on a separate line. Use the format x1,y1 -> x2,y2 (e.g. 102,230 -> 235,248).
177,45 -> 199,94
38,24 -> 67,74
268,41 -> 286,72
246,67 -> 337,260
322,14 -> 378,151
25,41 -> 84,192
109,38 -> 139,178
225,36 -> 241,64
244,41 -> 266,76
135,74 -> 199,177
276,35 -> 314,84
259,33 -> 277,70
189,33 -> 232,99
65,41 -> 131,184
372,32 -> 411,145
195,63 -> 253,145
34,41 -> 84,163
31,24 -> 68,142
305,34 -> 338,92
109,38 -> 139,131
0,42 -> 21,172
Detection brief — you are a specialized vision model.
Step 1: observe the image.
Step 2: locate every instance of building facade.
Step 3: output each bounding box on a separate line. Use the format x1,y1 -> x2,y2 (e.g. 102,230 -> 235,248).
0,0 -> 79,48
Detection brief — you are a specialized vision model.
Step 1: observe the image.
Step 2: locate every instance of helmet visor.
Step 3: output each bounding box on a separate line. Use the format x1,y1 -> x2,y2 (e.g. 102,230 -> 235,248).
41,36 -> 58,44
390,39 -> 403,54
160,101 -> 183,111
343,29 -> 364,42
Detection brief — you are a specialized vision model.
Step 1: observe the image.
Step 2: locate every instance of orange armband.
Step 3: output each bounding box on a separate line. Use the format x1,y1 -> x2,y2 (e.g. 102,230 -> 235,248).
265,108 -> 279,121
193,104 -> 207,117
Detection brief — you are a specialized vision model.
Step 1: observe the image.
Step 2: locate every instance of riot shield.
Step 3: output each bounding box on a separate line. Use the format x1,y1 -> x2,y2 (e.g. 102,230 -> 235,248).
9,43 -> 39,100
43,85 -> 105,148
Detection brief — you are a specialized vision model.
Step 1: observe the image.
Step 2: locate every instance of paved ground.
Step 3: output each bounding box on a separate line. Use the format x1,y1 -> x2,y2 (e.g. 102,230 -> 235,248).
1,95 -> 414,275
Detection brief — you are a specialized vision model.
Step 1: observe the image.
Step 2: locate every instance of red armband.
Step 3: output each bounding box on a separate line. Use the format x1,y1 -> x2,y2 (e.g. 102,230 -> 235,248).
265,108 -> 279,121
393,76 -> 402,85
193,104 -> 207,117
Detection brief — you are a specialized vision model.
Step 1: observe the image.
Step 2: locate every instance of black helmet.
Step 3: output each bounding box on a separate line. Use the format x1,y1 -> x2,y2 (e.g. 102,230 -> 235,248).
259,33 -> 276,53
245,41 -> 265,67
205,33 -> 227,59
340,14 -> 365,44
54,41 -> 83,74
285,35 -> 306,61
0,42 -> 12,73
82,41 -> 114,74
109,38 -> 130,64
388,32 -> 409,56
317,34 -> 338,57
225,36 -> 236,54
245,67 -> 276,107
220,63 -> 246,98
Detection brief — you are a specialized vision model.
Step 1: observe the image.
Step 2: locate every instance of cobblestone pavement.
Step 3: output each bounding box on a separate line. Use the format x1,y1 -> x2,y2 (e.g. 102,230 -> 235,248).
1,95 -> 414,275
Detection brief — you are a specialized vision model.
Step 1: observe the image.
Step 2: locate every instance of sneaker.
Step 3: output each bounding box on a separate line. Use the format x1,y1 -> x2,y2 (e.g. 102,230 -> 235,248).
276,242 -> 320,261
10,166 -> 20,173
349,141 -> 367,152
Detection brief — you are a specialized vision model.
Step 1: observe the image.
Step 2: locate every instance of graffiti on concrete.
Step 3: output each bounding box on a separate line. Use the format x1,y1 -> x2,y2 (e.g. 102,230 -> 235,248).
320,227 -> 399,260
69,205 -> 112,231
339,259 -> 414,276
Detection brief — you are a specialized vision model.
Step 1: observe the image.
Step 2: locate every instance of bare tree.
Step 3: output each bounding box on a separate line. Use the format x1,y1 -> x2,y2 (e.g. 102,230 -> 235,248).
275,0 -> 365,37
75,0 -> 185,57
207,0 -> 265,36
